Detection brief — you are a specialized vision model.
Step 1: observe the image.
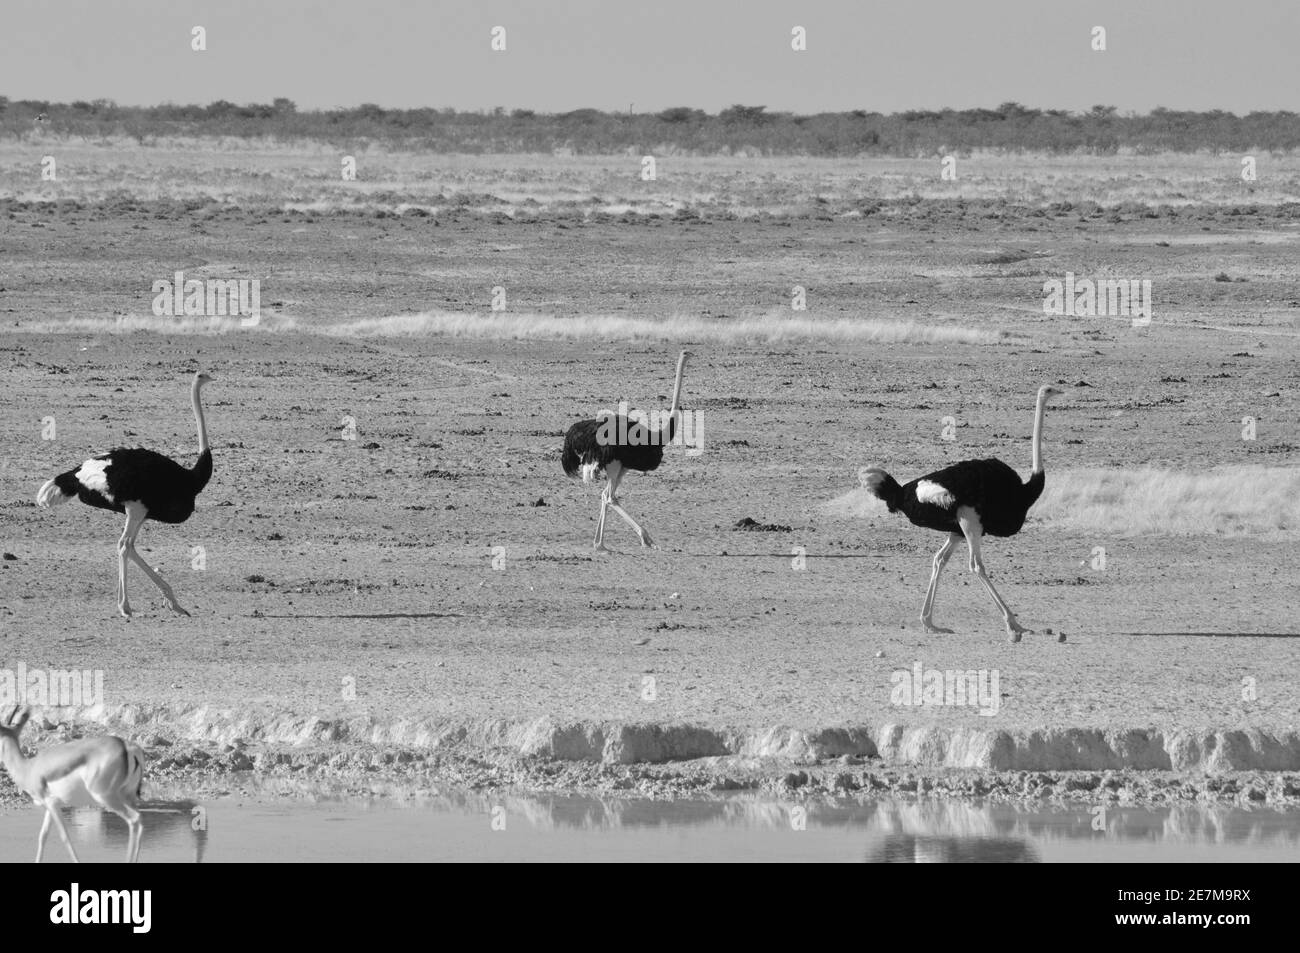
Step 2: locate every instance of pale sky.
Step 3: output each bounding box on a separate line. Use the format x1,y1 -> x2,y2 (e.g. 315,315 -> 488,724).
2,0 -> 1297,114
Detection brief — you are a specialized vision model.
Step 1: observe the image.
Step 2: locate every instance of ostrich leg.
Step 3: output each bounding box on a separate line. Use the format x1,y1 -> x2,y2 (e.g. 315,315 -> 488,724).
594,482 -> 611,552
604,465 -> 654,548
116,504 -> 148,618
920,532 -> 961,634
957,509 -> 1032,643
120,502 -> 190,616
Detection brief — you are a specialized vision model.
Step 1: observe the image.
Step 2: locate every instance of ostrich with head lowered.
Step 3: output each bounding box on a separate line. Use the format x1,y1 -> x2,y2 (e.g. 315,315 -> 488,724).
36,371 -> 214,618
561,351 -> 689,552
860,385 -> 1064,642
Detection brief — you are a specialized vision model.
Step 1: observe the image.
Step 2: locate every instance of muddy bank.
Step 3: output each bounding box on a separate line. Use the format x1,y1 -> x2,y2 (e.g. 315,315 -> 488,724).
2,707 -> 1298,810
83,706 -> 1300,771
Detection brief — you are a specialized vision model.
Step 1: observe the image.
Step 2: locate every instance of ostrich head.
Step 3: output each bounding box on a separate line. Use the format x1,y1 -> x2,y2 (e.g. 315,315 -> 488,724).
194,371 -> 214,387
1037,384 -> 1064,401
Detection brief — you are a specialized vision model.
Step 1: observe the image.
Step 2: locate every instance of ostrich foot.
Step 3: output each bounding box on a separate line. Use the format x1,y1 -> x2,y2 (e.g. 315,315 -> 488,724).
1005,617 -> 1033,643
593,543 -> 611,554
638,532 -> 655,549
170,603 -> 191,617
921,619 -> 954,635
118,602 -> 133,620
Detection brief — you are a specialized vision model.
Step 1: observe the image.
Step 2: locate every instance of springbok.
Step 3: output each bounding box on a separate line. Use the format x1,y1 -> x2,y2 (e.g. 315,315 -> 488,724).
0,707 -> 146,863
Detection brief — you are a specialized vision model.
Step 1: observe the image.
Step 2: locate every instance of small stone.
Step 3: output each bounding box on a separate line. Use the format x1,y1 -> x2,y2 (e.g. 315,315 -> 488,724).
830,772 -> 859,792
874,650 -> 885,658
1,553 -> 16,561
1058,632 -> 1067,643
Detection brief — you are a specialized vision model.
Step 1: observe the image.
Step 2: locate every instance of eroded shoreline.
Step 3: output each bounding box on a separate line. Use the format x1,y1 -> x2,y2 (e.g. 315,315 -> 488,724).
2,707 -> 1297,809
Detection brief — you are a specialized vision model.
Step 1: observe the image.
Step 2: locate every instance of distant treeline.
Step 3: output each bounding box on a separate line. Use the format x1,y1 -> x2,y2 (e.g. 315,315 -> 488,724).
3,98 -> 1298,154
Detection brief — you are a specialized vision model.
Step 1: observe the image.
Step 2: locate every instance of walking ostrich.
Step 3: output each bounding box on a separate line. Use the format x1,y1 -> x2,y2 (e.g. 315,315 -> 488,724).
860,384 -> 1063,642
561,351 -> 689,551
36,371 -> 214,618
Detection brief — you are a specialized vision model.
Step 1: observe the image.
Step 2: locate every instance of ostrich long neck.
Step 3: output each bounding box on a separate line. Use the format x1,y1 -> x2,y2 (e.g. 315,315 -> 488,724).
659,356 -> 687,443
192,380 -> 210,455
1030,392 -> 1047,474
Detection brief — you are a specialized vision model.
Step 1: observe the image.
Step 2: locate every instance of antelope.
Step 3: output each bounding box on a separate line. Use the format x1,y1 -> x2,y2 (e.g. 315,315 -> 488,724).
0,707 -> 146,863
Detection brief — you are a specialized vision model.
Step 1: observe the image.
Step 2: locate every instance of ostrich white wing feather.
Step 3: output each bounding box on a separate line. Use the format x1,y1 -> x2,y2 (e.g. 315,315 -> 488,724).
75,458 -> 115,502
916,480 -> 956,508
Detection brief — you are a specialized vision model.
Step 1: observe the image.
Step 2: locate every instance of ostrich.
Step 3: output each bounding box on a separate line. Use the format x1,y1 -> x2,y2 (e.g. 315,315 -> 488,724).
36,371 -> 214,618
561,351 -> 689,551
860,385 -> 1063,642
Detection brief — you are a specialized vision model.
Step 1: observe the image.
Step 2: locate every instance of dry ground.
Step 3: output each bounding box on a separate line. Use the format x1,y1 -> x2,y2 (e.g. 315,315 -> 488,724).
0,147 -> 1298,778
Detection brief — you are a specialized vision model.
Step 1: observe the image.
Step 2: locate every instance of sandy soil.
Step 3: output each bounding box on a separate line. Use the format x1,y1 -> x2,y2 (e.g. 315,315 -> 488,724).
1,168 -> 1299,796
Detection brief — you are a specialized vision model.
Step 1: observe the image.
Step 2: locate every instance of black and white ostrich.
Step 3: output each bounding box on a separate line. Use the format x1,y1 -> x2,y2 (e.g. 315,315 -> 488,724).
36,372 -> 214,618
861,385 -> 1063,642
561,351 -> 689,551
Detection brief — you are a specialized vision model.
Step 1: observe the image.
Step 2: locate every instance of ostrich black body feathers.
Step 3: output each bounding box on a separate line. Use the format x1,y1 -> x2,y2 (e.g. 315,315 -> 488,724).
561,416 -> 672,478
51,448 -> 212,523
872,458 -> 1044,537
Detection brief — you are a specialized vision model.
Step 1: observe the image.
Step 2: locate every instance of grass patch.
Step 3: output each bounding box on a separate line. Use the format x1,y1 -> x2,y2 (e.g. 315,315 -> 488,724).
6,310 -> 1005,345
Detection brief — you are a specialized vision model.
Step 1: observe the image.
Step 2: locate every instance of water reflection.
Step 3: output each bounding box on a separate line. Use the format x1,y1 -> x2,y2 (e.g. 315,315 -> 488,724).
61,800 -> 207,863
474,792 -> 1300,861
467,792 -> 1299,847
9,791 -> 1296,863
867,836 -> 1039,863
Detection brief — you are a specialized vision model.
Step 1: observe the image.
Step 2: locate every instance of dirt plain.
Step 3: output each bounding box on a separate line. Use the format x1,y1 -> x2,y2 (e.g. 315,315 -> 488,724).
0,146 -> 1298,803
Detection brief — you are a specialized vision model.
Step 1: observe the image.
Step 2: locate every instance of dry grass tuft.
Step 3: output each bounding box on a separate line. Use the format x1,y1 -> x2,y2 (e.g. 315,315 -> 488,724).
7,310 -> 1004,345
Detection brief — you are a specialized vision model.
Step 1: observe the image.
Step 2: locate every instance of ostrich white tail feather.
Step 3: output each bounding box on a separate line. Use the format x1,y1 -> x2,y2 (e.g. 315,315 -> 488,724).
36,479 -> 71,508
